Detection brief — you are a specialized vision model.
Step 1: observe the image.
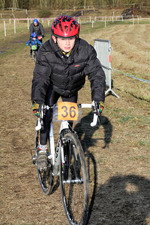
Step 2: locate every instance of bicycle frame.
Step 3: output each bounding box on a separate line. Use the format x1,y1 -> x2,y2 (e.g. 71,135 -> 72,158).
48,120 -> 69,166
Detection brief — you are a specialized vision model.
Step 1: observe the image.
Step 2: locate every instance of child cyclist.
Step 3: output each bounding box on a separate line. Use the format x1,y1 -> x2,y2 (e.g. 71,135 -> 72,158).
31,15 -> 106,171
26,32 -> 42,57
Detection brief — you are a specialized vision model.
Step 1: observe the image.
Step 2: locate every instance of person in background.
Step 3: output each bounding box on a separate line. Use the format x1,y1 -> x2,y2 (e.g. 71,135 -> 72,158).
26,32 -> 42,57
30,18 -> 45,43
31,15 -> 106,171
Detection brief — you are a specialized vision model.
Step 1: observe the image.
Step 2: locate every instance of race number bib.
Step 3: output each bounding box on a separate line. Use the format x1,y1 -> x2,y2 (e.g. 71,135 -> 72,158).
31,45 -> 37,50
55,102 -> 79,121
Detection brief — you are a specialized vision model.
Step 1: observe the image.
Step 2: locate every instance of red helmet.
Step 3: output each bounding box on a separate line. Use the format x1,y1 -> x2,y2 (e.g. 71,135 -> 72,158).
51,15 -> 79,38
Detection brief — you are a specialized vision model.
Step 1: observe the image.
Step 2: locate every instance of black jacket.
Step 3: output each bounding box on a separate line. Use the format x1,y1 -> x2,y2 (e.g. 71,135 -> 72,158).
31,37 -> 106,104
30,22 -> 45,37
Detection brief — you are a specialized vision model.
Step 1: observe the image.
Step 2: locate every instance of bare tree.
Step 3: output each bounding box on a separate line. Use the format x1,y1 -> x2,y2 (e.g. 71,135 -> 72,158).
0,0 -> 5,9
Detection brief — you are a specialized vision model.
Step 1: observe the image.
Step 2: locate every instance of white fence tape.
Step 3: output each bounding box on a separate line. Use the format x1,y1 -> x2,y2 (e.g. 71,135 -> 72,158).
112,68 -> 150,84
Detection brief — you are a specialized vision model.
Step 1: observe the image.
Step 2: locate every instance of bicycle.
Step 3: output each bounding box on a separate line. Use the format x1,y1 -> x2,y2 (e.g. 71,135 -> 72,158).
31,45 -> 38,63
30,42 -> 42,63
32,101 -> 99,225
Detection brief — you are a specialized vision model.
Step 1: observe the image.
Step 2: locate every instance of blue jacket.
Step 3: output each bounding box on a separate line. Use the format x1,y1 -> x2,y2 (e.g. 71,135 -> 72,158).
26,37 -> 42,49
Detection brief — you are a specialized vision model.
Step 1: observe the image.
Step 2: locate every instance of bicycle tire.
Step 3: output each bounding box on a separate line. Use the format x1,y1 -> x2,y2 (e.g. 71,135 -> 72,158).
37,165 -> 53,195
32,51 -> 37,63
60,132 -> 89,225
35,127 -> 54,195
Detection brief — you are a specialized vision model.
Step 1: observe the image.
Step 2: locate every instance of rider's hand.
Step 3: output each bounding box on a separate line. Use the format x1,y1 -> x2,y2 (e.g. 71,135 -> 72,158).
99,101 -> 104,113
42,34 -> 45,38
92,101 -> 104,116
33,101 -> 40,117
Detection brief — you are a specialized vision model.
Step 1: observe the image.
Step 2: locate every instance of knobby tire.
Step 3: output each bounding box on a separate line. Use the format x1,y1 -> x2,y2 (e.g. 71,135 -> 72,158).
60,132 -> 89,225
35,128 -> 54,195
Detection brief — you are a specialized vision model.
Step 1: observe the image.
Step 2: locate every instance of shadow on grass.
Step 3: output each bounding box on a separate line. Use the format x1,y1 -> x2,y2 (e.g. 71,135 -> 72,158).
89,175 -> 150,225
74,111 -> 112,150
74,111 -> 113,224
75,113 -> 150,224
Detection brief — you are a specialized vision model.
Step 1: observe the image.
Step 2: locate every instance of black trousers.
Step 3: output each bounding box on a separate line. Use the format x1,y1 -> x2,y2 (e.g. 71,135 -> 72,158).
40,86 -> 78,145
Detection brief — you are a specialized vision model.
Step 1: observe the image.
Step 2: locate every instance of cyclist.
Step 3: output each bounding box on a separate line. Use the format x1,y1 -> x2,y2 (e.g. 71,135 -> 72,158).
26,32 -> 42,57
30,18 -> 45,43
31,15 -> 106,171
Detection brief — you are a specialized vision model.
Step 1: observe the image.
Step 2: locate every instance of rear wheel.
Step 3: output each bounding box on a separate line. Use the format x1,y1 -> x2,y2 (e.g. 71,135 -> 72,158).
37,165 -> 53,195
35,125 -> 54,195
60,132 -> 89,225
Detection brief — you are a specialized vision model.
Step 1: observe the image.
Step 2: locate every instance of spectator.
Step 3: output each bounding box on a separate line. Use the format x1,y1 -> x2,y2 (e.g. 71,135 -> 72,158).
30,18 -> 45,43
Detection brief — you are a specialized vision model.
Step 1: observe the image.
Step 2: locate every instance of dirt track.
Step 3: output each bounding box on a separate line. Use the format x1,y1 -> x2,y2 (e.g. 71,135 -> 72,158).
0,22 -> 150,225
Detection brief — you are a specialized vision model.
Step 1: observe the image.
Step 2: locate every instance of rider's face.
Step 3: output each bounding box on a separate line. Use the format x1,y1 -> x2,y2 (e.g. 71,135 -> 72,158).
34,23 -> 38,26
52,36 -> 75,53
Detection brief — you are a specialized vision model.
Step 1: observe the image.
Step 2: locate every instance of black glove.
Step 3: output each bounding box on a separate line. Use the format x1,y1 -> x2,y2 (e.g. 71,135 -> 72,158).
42,34 -> 45,38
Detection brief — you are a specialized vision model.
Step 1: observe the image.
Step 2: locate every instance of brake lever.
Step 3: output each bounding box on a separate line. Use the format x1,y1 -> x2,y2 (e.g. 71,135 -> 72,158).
35,118 -> 41,131
90,113 -> 98,127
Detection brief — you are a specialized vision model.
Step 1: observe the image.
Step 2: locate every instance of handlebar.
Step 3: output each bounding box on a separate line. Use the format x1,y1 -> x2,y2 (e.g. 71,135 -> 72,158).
35,102 -> 100,131
78,103 -> 99,127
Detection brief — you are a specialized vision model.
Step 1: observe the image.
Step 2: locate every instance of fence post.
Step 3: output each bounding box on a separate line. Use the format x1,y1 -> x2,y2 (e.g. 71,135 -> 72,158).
27,18 -> 29,29
4,21 -> 6,37
14,19 -> 16,33
92,20 -> 94,28
105,16 -> 107,28
132,16 -> 134,25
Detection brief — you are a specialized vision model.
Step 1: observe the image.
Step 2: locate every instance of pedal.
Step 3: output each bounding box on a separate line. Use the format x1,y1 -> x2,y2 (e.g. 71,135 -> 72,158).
32,155 -> 37,165
31,149 -> 37,165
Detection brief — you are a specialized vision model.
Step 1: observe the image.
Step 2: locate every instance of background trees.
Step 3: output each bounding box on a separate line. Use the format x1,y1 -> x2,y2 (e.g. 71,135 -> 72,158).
0,0 -> 149,10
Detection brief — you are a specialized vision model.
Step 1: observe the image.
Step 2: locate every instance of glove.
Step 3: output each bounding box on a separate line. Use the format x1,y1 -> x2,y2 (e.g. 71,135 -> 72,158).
99,101 -> 104,113
42,34 -> 45,38
33,101 -> 40,117
92,101 -> 104,115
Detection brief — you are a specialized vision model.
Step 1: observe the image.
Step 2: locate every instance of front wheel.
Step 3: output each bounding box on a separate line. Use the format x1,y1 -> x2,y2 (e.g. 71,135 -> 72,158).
60,132 -> 89,225
32,51 -> 37,63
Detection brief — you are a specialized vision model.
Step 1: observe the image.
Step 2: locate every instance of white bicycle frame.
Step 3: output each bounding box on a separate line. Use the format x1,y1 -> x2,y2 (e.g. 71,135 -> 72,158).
35,102 -> 98,170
